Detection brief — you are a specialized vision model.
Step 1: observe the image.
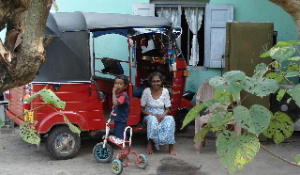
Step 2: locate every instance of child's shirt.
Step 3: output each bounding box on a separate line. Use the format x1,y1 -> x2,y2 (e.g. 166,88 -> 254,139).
111,92 -> 129,123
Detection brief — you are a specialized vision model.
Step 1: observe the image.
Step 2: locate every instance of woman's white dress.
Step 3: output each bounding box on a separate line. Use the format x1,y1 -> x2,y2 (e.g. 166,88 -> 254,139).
141,87 -> 176,149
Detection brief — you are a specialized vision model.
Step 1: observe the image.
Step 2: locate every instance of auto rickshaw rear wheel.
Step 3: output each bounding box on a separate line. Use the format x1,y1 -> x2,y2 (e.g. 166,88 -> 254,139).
46,125 -> 81,160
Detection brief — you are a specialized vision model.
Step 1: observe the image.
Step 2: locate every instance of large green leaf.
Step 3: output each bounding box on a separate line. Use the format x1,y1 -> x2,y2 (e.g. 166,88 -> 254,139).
208,107 -> 233,130
24,92 -> 39,104
262,112 -> 294,144
287,56 -> 300,61
253,63 -> 268,79
216,131 -> 260,174
265,72 -> 279,79
285,71 -> 299,77
270,46 -> 296,63
274,40 -> 299,48
294,154 -> 300,165
234,105 -> 271,135
243,77 -> 278,97
209,71 -> 246,94
291,84 -> 300,108
287,61 -> 300,71
181,104 -> 206,130
20,122 -> 41,145
260,50 -> 270,58
202,99 -> 221,111
276,89 -> 286,101
63,115 -> 81,135
194,125 -> 211,142
274,73 -> 285,83
215,90 -> 239,105
25,89 -> 66,109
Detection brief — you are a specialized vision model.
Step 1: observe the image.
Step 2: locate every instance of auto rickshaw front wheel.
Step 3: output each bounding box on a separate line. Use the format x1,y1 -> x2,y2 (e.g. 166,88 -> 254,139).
46,125 -> 81,160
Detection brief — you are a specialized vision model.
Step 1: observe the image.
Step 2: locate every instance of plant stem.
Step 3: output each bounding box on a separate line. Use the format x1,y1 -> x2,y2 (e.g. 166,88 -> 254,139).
260,144 -> 300,167
10,104 -> 47,120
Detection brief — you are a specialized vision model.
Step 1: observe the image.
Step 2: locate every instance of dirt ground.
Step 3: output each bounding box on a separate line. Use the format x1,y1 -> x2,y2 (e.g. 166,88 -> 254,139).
1,126 -> 300,175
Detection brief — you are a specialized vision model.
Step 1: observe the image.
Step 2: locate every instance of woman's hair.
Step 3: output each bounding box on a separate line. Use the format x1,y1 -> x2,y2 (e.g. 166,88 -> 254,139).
115,74 -> 129,86
148,71 -> 164,87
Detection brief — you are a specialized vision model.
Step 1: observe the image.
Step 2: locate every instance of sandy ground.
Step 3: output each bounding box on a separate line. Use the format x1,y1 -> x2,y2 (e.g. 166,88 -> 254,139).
1,126 -> 300,175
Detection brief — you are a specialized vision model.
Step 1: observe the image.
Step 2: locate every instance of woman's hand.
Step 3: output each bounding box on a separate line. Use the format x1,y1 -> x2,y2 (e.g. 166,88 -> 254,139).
155,114 -> 165,123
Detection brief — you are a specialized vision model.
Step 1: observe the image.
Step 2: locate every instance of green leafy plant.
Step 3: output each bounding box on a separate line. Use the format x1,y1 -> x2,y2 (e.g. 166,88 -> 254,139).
19,121 -> 41,145
182,41 -> 300,174
2,88 -> 80,145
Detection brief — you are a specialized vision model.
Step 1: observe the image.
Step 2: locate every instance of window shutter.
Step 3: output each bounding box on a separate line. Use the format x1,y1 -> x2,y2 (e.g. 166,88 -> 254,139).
204,4 -> 233,68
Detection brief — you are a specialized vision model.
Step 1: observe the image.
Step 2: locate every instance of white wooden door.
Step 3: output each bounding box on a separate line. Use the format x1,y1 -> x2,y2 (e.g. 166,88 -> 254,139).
204,4 -> 233,68
133,3 -> 155,16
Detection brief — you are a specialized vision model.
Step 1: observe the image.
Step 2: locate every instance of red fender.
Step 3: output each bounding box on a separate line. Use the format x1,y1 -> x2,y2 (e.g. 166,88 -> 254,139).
37,111 -> 88,133
178,98 -> 194,109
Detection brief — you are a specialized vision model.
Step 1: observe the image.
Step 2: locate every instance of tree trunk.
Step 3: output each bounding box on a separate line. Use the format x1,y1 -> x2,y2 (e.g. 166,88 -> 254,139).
269,0 -> 300,40
0,0 -> 52,92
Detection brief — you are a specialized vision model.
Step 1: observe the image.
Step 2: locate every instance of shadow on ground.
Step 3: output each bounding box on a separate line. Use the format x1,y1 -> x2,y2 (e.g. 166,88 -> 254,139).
156,157 -> 207,175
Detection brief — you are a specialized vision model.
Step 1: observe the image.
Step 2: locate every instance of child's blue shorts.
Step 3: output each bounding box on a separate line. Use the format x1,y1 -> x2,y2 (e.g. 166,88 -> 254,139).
114,121 -> 127,140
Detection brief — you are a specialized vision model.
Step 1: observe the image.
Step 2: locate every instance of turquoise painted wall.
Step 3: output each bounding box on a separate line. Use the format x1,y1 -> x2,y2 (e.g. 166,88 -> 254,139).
210,0 -> 298,41
185,68 -> 222,95
186,0 -> 299,104
54,0 -> 149,13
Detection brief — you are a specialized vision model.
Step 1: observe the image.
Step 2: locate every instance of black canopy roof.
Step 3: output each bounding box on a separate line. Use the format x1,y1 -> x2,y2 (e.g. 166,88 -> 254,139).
45,12 -> 172,36
35,12 -> 172,82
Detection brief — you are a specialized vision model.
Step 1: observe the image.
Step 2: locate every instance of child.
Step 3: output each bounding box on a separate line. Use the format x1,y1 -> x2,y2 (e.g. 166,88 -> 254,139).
111,75 -> 130,164
111,74 -> 129,140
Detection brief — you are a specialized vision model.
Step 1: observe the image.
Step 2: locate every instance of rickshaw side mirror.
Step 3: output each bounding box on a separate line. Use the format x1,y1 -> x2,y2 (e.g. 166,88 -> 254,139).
172,27 -> 182,39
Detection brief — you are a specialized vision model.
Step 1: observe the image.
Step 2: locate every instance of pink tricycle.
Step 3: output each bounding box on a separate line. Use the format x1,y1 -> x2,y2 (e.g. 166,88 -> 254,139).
93,119 -> 148,174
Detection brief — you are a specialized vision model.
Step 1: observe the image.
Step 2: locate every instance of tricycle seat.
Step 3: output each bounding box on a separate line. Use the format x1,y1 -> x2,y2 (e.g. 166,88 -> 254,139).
108,135 -> 128,145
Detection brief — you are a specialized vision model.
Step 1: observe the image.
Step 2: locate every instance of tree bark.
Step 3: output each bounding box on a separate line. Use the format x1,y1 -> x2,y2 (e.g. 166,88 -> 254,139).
0,0 -> 52,92
269,0 -> 300,40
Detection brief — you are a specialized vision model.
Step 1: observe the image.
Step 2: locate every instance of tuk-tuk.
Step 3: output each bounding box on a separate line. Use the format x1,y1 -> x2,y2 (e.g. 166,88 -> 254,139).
5,12 -> 194,160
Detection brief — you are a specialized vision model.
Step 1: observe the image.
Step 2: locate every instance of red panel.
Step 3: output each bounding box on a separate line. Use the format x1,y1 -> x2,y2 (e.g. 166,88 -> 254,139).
6,86 -> 26,123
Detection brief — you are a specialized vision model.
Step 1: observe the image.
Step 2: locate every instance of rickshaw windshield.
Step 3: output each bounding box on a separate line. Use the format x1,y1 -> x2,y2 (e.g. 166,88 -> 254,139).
131,28 -> 169,36
91,27 -> 183,82
92,27 -> 170,38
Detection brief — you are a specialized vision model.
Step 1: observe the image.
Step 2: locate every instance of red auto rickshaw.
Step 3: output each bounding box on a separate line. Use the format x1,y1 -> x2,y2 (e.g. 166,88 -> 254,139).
5,12 -> 194,160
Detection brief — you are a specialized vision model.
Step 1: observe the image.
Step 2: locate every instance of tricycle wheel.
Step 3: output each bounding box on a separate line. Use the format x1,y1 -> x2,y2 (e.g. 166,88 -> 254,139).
46,125 -> 81,160
93,142 -> 113,163
111,159 -> 123,174
137,154 -> 148,169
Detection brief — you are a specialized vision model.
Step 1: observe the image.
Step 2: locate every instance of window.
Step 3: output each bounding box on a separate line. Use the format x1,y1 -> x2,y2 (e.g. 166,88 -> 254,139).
154,5 -> 205,67
134,2 -> 233,69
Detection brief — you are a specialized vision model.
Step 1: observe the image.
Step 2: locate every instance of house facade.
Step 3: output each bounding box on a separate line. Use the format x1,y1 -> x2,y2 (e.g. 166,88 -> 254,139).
54,0 -> 298,103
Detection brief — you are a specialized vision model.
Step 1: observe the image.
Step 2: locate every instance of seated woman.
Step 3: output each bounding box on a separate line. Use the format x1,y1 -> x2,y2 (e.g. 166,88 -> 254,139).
141,72 -> 177,155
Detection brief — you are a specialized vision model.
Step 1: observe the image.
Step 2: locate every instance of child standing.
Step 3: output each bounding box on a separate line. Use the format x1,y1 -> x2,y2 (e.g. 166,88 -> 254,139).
111,75 -> 130,165
111,75 -> 129,140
